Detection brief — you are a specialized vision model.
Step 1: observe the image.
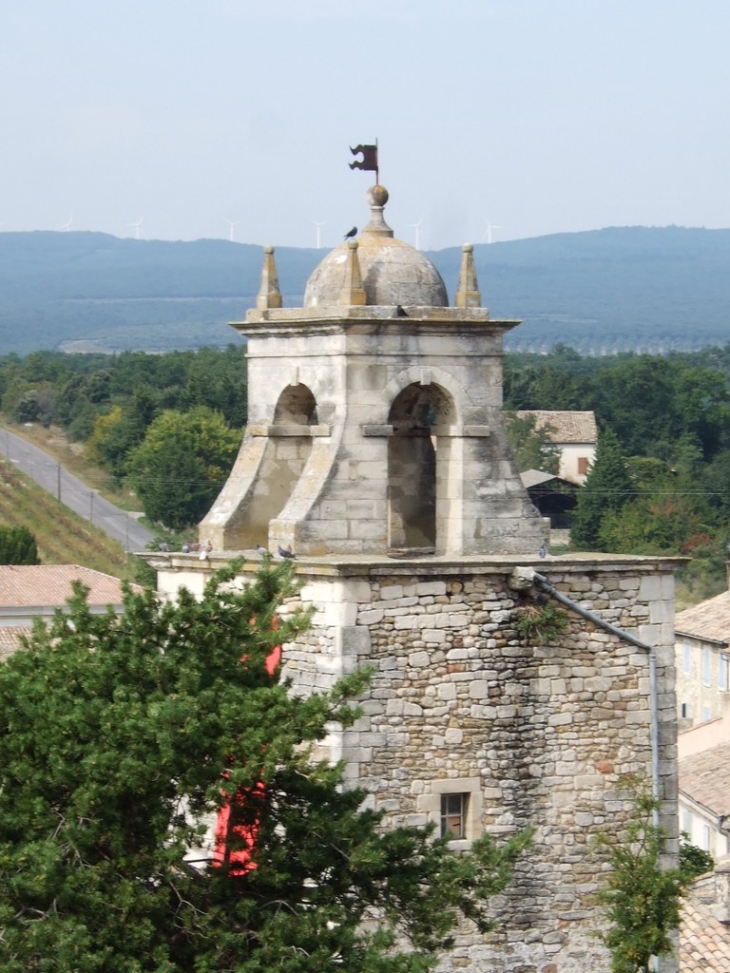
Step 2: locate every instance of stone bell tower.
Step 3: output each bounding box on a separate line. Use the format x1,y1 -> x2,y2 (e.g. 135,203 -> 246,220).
153,181 -> 679,973
200,185 -> 547,557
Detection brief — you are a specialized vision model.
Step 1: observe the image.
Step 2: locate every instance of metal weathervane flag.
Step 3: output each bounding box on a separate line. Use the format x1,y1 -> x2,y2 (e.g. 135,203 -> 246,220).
349,143 -> 379,182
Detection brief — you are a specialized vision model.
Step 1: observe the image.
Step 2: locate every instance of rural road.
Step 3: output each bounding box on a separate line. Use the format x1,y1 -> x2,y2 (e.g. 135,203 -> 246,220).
0,427 -> 156,553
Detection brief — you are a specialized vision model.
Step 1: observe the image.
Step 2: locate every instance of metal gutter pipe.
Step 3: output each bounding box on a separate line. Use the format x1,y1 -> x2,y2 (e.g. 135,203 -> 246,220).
515,568 -> 661,826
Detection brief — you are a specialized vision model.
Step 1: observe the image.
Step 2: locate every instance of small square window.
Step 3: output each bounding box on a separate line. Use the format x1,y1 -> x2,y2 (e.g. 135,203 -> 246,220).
440,793 -> 468,839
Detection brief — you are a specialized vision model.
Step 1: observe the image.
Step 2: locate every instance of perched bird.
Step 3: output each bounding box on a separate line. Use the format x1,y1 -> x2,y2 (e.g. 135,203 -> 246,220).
538,543 -> 547,558
343,226 -> 357,240
396,304 -> 408,317
199,539 -> 213,560
256,544 -> 269,557
278,544 -> 296,560
181,542 -> 190,553
157,540 -> 170,552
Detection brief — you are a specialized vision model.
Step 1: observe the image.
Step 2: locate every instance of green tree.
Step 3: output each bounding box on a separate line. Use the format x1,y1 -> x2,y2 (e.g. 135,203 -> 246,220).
0,525 -> 40,564
571,428 -> 632,550
597,779 -> 688,973
128,406 -> 241,528
505,412 -> 561,474
0,562 -> 530,972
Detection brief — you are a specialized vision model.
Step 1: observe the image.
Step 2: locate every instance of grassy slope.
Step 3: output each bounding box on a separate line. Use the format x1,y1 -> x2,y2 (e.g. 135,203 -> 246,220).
0,455 -> 138,581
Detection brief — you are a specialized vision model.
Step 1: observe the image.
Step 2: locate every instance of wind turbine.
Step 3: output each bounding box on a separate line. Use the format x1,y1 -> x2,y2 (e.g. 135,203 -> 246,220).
127,218 -> 144,240
313,220 -> 327,249
483,221 -> 502,244
57,214 -> 73,232
406,217 -> 424,250
224,219 -> 241,242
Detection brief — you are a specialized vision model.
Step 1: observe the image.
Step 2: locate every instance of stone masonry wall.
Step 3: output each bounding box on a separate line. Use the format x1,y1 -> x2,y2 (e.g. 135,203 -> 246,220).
154,553 -> 678,973
276,558 -> 679,973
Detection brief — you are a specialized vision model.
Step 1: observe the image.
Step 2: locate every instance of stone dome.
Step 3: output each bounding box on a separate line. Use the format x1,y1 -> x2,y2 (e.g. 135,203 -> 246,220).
303,186 -> 449,308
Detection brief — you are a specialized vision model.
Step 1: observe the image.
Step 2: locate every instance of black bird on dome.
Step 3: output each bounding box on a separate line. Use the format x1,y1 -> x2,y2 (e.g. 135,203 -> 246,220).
344,226 -> 357,240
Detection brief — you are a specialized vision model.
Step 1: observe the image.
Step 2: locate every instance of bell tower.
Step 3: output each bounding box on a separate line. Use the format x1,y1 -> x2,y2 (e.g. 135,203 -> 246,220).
200,186 -> 547,557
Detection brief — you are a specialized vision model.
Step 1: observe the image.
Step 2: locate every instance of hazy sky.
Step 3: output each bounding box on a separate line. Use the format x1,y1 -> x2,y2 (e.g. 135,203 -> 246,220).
2,1 -> 729,250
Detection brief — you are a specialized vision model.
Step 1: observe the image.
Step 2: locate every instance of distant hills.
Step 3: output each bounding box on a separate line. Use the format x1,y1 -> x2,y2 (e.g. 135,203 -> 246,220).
0,226 -> 728,355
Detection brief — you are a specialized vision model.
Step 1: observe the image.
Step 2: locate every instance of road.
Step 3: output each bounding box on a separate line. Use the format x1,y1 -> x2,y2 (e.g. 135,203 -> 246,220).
0,427 -> 156,553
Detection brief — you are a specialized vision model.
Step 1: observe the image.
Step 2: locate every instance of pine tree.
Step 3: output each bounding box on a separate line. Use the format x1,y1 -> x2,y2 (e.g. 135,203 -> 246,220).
0,561 -> 530,972
0,524 -> 40,564
597,779 -> 688,973
571,428 -> 632,550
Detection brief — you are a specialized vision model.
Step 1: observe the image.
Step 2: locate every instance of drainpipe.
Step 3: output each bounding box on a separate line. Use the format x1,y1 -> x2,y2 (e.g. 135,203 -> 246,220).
512,567 -> 661,826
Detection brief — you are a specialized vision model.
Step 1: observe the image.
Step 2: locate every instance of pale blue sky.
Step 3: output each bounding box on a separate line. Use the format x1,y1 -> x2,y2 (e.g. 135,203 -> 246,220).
2,0 -> 729,249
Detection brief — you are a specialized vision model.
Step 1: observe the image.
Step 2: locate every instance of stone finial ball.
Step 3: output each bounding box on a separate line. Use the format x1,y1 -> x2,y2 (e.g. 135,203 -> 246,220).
367,184 -> 389,207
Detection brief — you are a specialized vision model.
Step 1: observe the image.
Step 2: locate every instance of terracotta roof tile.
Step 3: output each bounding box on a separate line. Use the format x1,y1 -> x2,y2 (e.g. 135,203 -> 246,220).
679,741 -> 730,817
675,590 -> 730,644
515,410 -> 598,444
0,565 -> 131,609
680,873 -> 730,972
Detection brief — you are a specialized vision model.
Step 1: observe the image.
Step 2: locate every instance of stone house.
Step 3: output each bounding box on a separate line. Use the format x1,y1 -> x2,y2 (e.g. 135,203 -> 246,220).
0,563 -> 133,660
516,410 -> 597,485
150,184 -> 680,973
675,589 -> 730,726
678,741 -> 730,857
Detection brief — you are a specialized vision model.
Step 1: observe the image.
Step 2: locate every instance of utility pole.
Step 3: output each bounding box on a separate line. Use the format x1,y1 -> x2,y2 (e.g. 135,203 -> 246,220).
57,463 -> 61,502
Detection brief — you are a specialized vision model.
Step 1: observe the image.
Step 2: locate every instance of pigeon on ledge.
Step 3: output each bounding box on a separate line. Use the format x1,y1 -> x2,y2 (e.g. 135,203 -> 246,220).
278,544 -> 296,560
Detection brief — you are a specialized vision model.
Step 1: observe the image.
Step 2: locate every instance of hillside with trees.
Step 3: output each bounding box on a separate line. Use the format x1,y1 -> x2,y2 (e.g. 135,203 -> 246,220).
1,226 -> 729,354
3,343 -> 730,601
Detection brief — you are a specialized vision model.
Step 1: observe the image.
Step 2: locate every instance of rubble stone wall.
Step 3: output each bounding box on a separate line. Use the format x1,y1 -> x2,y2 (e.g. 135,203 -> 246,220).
278,559 -> 679,973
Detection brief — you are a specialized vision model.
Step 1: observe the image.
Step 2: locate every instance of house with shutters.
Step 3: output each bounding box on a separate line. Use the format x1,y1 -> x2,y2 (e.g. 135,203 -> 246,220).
516,410 -> 598,484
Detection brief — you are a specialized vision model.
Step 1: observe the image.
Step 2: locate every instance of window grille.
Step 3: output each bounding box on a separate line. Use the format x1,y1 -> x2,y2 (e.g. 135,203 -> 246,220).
440,793 -> 468,839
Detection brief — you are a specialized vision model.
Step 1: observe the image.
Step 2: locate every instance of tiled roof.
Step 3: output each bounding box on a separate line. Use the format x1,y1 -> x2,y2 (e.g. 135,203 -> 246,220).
680,871 -> 730,972
0,565 -> 130,609
675,590 -> 730,644
516,410 -> 598,444
679,741 -> 730,817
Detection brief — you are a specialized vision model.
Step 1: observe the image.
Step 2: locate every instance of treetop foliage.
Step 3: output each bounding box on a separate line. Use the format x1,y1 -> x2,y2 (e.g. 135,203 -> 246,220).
0,561 -> 530,972
0,525 -> 40,565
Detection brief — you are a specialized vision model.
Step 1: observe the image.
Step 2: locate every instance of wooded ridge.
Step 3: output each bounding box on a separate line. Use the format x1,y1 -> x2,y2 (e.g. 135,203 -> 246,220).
1,226 -> 728,354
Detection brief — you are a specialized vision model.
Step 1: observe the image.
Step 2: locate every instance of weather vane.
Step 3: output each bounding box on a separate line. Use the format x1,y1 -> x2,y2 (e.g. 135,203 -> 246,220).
349,140 -> 379,184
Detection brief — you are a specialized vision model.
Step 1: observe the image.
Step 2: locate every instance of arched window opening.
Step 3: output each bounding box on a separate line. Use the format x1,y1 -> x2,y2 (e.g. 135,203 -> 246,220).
387,383 -> 455,551
273,385 -> 318,426
238,384 -> 317,547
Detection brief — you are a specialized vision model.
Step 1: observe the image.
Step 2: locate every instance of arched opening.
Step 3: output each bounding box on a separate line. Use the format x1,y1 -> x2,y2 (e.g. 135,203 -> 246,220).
238,384 -> 317,547
273,385 -> 318,425
387,383 -> 455,551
